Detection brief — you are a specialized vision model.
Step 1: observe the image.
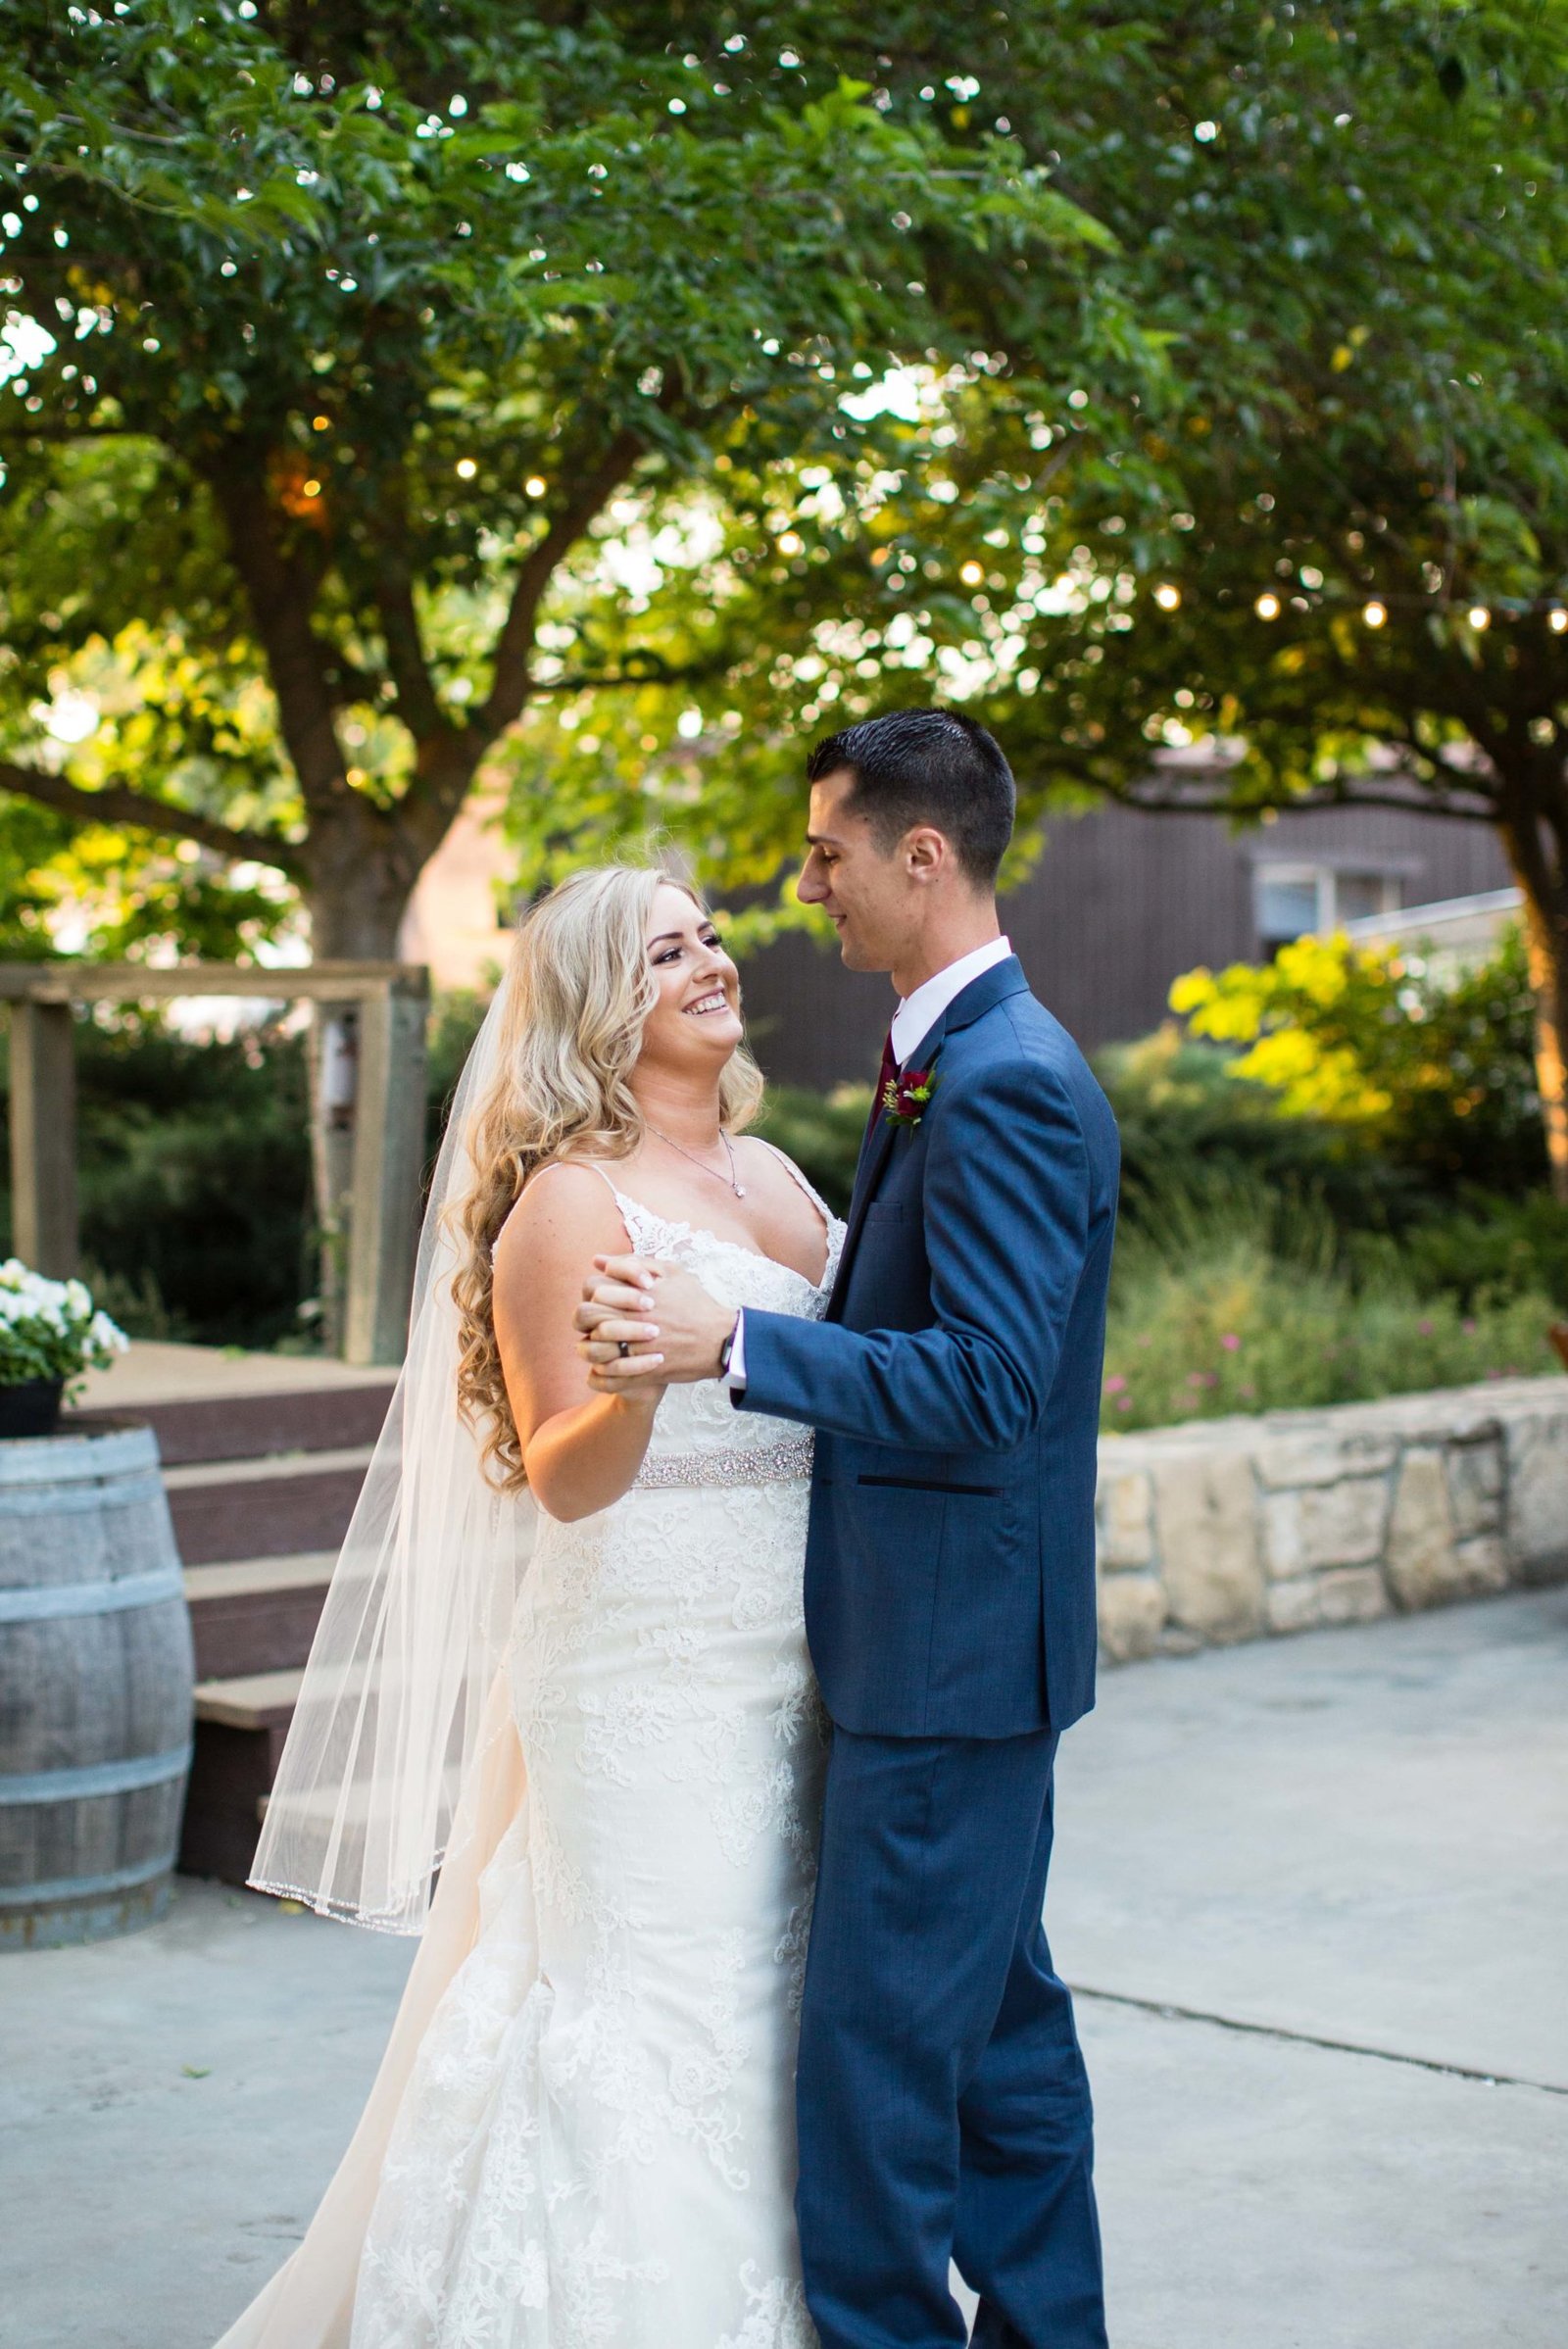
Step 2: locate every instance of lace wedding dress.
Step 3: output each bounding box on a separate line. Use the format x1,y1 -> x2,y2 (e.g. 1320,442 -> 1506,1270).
217,1172 -> 843,2349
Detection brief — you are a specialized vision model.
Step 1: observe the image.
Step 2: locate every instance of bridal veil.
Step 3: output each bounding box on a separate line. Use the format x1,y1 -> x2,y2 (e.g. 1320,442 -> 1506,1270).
250,983 -> 535,1933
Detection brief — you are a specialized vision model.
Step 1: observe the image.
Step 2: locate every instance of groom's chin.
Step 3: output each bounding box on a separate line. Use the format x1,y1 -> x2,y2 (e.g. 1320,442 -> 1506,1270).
838,937 -> 883,974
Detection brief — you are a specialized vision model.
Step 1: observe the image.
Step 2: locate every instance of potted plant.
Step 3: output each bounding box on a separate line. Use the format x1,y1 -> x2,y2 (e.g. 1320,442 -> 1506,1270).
0,1260 -> 129,1438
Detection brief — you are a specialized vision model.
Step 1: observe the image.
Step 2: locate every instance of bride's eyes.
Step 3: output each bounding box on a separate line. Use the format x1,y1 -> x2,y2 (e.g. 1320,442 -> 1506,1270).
651,931 -> 723,967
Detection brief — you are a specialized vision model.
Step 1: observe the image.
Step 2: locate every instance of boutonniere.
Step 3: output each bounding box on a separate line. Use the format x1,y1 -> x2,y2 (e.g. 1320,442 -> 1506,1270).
882,1063 -> 937,1129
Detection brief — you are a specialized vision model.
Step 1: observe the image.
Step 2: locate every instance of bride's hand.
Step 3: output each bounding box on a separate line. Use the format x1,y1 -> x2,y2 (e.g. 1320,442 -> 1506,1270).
577,1255 -> 735,1387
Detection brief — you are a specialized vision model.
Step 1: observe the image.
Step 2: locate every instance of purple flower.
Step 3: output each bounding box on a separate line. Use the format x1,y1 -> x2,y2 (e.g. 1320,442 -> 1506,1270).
1104,1374 -> 1129,1395
1220,1332 -> 1242,1351
1418,1318 -> 1435,1337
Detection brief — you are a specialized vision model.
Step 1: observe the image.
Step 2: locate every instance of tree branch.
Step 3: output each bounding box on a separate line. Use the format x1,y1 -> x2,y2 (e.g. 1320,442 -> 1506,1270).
1103,783 -> 1498,825
367,467 -> 449,746
0,759 -> 304,873
477,424 -> 648,739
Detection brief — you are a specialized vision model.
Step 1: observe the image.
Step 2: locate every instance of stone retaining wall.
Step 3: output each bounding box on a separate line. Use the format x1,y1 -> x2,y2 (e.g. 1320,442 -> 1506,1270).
1095,1375 -> 1568,1662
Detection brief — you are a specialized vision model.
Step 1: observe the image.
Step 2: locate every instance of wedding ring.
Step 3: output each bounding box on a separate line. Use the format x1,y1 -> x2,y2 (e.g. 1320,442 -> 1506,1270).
617,1340 -> 631,1358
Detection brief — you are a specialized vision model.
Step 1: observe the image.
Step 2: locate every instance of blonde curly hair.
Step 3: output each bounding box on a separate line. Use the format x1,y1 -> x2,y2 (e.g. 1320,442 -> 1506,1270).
451,862 -> 763,1487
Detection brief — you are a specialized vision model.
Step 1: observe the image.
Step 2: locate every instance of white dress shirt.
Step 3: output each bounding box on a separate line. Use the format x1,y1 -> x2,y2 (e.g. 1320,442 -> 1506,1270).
727,936 -> 1011,1391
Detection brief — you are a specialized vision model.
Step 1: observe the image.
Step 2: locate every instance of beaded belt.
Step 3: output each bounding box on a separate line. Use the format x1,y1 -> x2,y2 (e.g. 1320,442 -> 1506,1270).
632,1433 -> 814,1491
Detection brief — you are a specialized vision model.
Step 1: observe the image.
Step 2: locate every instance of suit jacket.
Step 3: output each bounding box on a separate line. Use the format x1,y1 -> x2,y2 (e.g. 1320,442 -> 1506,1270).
737,956 -> 1119,1738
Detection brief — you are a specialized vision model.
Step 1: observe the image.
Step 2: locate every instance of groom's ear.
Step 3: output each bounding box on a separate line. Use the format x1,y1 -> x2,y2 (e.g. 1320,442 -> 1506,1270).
903,824 -> 954,883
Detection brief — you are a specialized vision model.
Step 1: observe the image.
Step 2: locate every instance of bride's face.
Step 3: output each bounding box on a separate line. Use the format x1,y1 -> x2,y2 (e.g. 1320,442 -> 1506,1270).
635,883 -> 744,1078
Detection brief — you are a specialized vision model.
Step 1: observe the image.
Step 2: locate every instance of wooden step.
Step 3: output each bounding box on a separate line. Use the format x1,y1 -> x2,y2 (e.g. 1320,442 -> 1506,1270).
112,1384 -> 393,1467
66,1347 -> 397,1467
193,1667 -> 305,1733
164,1444 -> 374,1565
184,1552 -> 334,1681
180,1669 -> 305,1884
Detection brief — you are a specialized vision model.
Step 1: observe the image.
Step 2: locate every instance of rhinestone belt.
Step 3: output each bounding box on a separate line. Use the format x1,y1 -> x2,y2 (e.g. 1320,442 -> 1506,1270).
632,1433 -> 814,1491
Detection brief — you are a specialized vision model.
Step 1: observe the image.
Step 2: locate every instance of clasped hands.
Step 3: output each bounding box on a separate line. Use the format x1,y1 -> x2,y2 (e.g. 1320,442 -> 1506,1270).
575,1256 -> 736,1395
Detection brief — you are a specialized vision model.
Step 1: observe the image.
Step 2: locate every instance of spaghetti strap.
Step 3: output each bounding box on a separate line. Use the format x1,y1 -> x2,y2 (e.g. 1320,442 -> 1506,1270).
526,1157 -> 638,1248
531,1157 -> 692,1258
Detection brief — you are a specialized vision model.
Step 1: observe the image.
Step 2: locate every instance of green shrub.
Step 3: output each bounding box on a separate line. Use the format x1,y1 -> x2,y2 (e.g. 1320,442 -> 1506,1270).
1384,1191 -> 1568,1314
1102,1180 -> 1561,1433
1097,1026 -> 1424,1233
47,1015 -> 314,1349
753,1083 -> 871,1216
1167,925 -> 1545,1193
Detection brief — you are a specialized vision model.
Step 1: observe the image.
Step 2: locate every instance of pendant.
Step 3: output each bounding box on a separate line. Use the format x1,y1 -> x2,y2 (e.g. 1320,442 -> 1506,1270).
735,1185 -> 747,1198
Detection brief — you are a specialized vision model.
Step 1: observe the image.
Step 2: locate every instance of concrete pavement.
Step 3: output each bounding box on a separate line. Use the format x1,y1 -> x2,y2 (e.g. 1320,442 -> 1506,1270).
3,1588 -> 1564,2348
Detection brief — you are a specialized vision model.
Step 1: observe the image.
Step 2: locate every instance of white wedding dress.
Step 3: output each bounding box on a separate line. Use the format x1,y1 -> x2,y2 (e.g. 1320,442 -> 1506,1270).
218,1171 -> 843,2349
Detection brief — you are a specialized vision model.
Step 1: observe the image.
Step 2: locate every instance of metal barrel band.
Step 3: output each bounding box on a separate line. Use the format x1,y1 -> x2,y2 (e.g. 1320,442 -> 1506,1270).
0,1855 -> 173,1909
0,1740 -> 194,1806
0,1565 -> 185,1623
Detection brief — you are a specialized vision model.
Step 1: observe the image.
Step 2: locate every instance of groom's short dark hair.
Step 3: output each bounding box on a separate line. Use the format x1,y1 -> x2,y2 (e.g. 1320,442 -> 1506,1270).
806,708 -> 1015,887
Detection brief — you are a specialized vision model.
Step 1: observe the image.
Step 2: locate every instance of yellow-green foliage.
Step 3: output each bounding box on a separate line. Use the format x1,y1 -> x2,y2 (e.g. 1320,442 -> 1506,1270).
1167,927 -> 1544,1186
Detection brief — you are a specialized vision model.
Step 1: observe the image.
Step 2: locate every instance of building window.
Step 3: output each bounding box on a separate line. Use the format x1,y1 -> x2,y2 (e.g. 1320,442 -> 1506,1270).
1255,864 -> 1402,955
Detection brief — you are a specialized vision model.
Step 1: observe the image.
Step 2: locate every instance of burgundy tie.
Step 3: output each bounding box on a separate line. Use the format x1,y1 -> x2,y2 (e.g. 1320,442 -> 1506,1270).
872,1030 -> 898,1125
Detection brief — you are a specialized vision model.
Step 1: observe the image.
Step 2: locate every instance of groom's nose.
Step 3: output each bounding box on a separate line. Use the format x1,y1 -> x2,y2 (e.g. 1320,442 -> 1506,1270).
797,856 -> 827,905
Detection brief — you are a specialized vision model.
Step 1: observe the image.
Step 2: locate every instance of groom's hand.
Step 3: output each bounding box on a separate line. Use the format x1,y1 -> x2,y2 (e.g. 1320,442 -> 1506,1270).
576,1256 -> 736,1388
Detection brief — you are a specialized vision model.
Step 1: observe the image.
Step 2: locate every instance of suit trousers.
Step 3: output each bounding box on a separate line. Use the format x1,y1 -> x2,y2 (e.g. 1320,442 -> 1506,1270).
795,1725 -> 1106,2349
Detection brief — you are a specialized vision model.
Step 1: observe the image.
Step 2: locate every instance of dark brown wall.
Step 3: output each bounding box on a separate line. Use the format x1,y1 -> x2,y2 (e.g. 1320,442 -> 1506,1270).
738,800 -> 1511,1091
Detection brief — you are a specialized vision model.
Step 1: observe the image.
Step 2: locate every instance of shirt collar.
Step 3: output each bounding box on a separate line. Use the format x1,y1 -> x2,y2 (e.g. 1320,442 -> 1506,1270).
890,936 -> 1011,1069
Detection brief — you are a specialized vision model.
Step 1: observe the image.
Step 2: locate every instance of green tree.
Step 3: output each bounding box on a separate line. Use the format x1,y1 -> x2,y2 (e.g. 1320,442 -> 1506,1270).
483,4 -> 1568,1198
985,0 -> 1568,1199
0,0 -> 1111,956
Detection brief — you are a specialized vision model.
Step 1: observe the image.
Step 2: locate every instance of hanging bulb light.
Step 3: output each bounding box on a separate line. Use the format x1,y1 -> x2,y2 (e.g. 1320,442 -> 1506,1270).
1153,583 -> 1181,610
1254,591 -> 1281,619
1468,605 -> 1491,630
1549,609 -> 1568,634
1362,600 -> 1387,628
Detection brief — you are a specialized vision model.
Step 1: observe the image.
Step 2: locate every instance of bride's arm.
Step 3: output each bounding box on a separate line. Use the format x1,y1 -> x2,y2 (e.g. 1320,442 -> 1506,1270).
492,1166 -> 665,1522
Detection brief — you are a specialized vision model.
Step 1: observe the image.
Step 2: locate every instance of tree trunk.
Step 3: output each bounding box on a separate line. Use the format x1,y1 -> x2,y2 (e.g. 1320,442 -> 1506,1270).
1498,808 -> 1568,1206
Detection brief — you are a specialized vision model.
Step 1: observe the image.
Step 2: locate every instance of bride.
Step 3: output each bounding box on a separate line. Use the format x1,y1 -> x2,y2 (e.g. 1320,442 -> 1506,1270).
217,861 -> 842,2349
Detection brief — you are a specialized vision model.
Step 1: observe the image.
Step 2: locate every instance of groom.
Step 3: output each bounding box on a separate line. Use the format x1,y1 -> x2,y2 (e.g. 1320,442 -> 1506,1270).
580,708 -> 1117,2348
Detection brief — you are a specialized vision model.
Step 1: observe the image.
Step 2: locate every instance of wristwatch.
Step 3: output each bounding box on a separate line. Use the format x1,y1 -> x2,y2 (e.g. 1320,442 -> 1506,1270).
716,1317 -> 738,1379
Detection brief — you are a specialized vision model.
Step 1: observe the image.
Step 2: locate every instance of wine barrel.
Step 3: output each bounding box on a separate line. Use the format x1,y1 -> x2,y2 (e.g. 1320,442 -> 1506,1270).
0,1420 -> 193,1950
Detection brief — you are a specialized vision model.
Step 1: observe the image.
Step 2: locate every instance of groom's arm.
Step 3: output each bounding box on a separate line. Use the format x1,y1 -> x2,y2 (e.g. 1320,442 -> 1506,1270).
738,1057 -> 1093,1454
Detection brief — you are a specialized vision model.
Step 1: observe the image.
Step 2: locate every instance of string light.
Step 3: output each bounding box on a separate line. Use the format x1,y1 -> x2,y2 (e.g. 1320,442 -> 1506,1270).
302,478 -> 321,498
1153,583 -> 1181,610
1551,610 -> 1568,633
524,474 -> 547,497
1253,591 -> 1281,619
455,457 -> 477,479
959,561 -> 985,586
1468,605 -> 1491,630
1362,600 -> 1387,628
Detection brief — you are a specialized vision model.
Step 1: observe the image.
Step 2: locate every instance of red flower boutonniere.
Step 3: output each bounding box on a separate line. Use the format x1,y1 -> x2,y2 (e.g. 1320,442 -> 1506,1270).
882,1064 -> 937,1129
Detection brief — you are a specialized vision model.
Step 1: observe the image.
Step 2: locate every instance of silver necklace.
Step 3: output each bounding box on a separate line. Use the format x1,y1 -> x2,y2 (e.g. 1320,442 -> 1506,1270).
647,1121 -> 747,1198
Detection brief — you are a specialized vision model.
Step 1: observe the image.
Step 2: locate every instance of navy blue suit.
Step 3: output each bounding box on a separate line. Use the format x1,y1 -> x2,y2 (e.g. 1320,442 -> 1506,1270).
736,956 -> 1118,2348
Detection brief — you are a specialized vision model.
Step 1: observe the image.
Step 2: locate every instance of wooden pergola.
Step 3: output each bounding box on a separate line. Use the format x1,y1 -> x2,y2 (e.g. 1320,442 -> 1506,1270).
1,962 -> 429,1366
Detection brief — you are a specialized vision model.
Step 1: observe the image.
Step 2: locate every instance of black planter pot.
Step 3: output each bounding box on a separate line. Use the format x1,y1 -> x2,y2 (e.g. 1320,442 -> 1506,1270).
0,1379 -> 65,1439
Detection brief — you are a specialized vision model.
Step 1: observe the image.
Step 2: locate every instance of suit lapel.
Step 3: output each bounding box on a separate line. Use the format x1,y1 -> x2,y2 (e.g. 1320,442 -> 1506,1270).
829,1003 -> 954,1316
830,1112 -> 899,1315
825,955 -> 1031,1320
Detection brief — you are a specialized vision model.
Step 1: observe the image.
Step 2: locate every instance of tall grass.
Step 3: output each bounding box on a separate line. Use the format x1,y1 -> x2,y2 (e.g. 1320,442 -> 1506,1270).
1102,1179 -> 1561,1432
